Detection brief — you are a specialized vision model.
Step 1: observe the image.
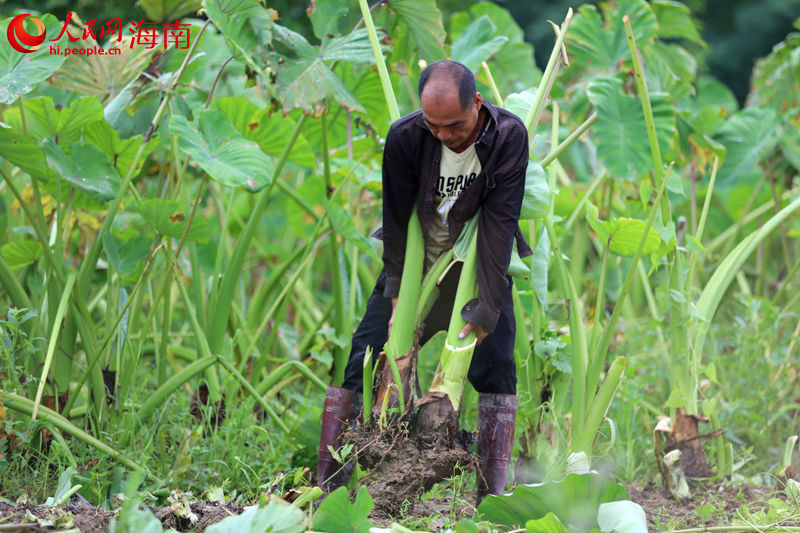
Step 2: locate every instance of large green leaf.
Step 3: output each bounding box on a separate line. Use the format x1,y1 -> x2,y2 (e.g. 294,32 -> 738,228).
0,125 -> 49,179
651,0 -> 704,44
312,486 -> 375,533
476,473 -> 630,531
205,497 -> 305,533
567,0 -> 657,76
202,0 -> 275,73
0,14 -> 68,104
139,0 -> 201,23
83,120 -> 159,177
525,513 -> 569,533
587,77 -> 674,180
211,97 -> 316,168
1,241 -> 43,269
308,0 -> 350,40
750,30 -> 800,112
449,2 -> 540,95
451,16 -> 508,73
3,97 -> 103,149
713,107 -> 781,190
102,231 -> 152,280
521,162 -> 549,220
586,203 -> 661,257
169,109 -> 274,191
41,138 -> 121,202
387,0 -> 446,62
270,25 -> 375,112
504,89 -> 536,122
137,199 -> 211,243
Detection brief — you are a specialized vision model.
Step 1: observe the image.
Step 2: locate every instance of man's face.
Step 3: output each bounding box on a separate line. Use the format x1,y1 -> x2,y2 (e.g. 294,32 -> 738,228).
420,80 -> 481,149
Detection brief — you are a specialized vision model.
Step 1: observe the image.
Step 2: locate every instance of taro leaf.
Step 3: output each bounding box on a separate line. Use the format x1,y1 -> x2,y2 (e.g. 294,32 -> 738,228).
308,0 -> 349,40
211,97 -> 316,167
0,125 -> 49,179
206,497 -> 305,533
567,0 -> 657,75
451,16 -> 508,73
531,225 -> 549,311
750,30 -> 800,112
1,241 -> 44,269
597,501 -> 648,533
476,472 -> 630,530
651,0 -> 704,44
137,199 -> 211,243
102,232 -> 152,279
203,0 -> 275,72
713,107 -> 781,191
84,120 -> 159,177
387,0 -> 446,62
0,14 -> 68,104
520,162 -> 549,220
46,467 -> 77,506
41,138 -> 121,202
337,63 -> 392,135
326,200 -> 379,261
525,512 -> 569,533
781,130 -> 800,172
271,25 -> 374,113
49,35 -> 159,102
312,486 -> 375,533
641,41 -> 697,103
587,77 -> 674,180
169,109 -> 274,191
3,97 -> 103,149
449,2 -> 540,95
453,519 -> 480,533
109,503 -> 164,533
585,202 -> 660,257
139,0 -> 201,23
504,89 -> 536,122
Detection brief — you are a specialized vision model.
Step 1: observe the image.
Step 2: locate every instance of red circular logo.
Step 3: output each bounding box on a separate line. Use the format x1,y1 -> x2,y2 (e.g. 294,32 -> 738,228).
7,14 -> 46,54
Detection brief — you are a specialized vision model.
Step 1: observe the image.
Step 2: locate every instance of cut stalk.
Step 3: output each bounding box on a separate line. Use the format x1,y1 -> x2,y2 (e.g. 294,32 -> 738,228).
362,347 -> 374,424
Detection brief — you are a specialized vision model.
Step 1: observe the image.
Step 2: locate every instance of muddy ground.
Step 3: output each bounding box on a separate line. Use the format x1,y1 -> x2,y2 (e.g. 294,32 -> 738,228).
1,483 -> 797,532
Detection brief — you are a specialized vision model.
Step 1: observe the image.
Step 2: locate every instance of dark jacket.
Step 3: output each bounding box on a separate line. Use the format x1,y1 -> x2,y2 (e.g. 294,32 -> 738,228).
378,100 -> 532,333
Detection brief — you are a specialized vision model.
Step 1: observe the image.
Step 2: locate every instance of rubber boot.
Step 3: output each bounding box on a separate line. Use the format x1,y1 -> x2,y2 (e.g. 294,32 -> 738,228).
317,386 -> 357,491
476,393 -> 518,505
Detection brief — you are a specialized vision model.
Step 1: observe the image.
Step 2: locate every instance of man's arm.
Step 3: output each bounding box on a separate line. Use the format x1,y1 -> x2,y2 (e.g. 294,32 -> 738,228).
381,122 -> 418,298
461,119 -> 529,334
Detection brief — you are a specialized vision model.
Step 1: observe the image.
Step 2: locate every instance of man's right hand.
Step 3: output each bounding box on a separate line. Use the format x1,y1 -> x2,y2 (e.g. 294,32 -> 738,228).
387,298 -> 398,339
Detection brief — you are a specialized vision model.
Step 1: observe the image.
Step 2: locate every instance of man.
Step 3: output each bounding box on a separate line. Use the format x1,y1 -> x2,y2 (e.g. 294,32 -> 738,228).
317,60 -> 530,503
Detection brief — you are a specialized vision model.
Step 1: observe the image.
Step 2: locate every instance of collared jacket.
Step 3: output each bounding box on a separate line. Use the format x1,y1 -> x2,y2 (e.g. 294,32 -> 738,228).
378,100 -> 532,333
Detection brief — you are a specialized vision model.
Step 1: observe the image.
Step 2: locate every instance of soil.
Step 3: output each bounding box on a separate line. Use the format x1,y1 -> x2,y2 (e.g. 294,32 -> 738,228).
2,482 -> 798,532
345,422 -> 475,515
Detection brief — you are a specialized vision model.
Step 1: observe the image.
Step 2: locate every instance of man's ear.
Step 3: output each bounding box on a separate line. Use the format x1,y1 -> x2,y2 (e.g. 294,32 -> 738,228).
475,91 -> 483,110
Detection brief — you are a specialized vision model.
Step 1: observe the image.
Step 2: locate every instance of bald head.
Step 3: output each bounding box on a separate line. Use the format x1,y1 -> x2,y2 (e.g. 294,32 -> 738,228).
418,60 -> 476,110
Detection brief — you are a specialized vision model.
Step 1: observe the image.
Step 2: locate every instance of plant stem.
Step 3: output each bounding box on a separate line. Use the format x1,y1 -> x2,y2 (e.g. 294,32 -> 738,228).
481,61 -> 504,105
358,0 -> 399,122
540,112 -> 597,169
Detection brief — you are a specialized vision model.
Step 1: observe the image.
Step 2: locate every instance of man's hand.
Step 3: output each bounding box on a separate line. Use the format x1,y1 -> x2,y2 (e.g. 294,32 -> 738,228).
458,322 -> 489,345
387,298 -> 399,339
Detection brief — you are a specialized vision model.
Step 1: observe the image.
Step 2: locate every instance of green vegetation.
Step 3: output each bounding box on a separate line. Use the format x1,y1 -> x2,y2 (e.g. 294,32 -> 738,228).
1,0 -> 799,531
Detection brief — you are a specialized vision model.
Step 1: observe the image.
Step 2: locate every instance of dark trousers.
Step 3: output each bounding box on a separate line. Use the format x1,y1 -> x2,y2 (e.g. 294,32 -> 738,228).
341,263 -> 516,394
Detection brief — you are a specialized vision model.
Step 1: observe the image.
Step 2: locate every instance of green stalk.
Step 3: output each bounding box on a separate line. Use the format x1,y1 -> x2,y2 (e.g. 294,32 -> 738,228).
692,194 -> 800,362
204,114 -> 308,400
586,164 -> 672,404
524,9 -> 572,136
3,392 -> 161,483
481,61 -> 504,105
358,0 -> 400,122
31,274 -> 76,421
384,209 -> 425,361
669,252 -> 696,415
544,216 -> 588,442
136,355 -> 218,423
322,108 -> 349,386
571,356 -> 625,457
362,346 -> 374,425
426,229 -> 478,411
416,249 -> 455,324
540,112 -> 597,169
706,190 -> 792,253
686,156 -> 720,283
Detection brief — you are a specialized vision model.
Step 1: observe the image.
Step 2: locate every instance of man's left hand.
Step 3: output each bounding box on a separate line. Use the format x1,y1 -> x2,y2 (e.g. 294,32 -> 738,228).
458,322 -> 489,345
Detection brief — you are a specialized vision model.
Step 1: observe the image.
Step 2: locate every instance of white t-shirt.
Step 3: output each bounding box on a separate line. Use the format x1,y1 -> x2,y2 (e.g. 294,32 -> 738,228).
424,143 -> 482,268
